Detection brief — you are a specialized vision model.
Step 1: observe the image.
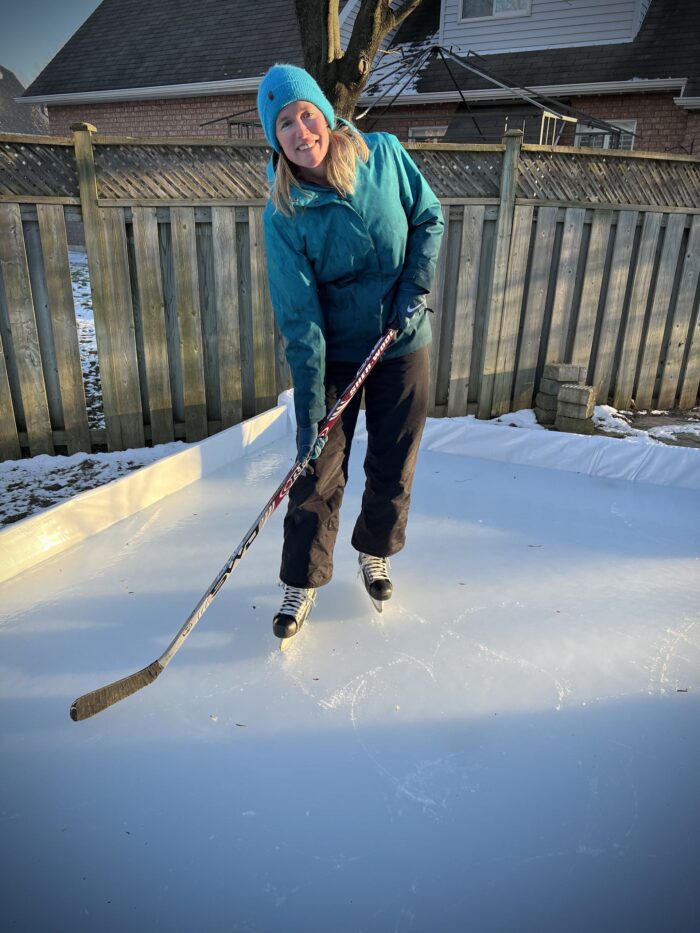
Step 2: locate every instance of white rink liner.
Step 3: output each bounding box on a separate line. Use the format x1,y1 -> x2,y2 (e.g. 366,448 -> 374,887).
1,414 -> 699,932
0,405 -> 291,585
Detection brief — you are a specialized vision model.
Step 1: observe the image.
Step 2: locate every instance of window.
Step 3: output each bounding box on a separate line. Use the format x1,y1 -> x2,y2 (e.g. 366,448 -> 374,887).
461,0 -> 530,21
575,120 -> 636,151
408,126 -> 448,143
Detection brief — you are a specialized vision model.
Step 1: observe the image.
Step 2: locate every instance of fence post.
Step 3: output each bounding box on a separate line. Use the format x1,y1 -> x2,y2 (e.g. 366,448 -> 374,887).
477,129 -> 523,419
71,122 -> 122,450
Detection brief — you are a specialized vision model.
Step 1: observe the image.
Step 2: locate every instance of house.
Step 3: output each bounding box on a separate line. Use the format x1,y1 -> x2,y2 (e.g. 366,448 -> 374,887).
0,66 -> 48,134
18,0 -> 700,154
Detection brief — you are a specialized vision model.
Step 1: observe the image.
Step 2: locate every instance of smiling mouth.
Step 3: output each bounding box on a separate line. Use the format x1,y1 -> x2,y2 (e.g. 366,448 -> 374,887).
298,141 -> 318,152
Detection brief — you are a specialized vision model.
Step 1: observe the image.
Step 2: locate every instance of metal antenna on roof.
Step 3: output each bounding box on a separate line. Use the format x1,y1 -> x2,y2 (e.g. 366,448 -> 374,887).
357,44 -> 434,120
451,49 -> 638,146
200,105 -> 260,130
362,45 -> 436,132
435,46 -> 486,142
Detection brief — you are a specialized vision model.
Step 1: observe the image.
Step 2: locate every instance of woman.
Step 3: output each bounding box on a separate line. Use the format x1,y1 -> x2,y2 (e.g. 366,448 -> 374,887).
256,64 -> 444,643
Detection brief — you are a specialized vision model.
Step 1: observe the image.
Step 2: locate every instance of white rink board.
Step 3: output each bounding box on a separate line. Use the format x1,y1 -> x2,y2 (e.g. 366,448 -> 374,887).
1,418 -> 699,932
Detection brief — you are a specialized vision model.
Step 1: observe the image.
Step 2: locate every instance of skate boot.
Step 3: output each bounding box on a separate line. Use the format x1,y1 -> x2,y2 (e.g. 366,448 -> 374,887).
273,584 -> 316,648
358,552 -> 393,613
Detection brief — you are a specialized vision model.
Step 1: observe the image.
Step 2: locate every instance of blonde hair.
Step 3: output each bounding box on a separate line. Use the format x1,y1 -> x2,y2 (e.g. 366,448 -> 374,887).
271,123 -> 370,215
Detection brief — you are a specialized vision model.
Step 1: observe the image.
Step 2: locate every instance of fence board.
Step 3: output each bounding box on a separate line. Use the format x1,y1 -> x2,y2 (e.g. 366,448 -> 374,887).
635,213 -> 687,409
427,204 -> 451,414
658,214 -> 700,409
477,132 -> 522,418
592,210 -> 638,402
571,209 -> 613,375
0,202 -> 53,455
36,204 -> 91,453
612,212 -> 663,410
99,208 -> 145,448
132,206 -> 174,444
248,207 -> 277,413
196,221 -> 220,422
492,204 -> 533,415
447,205 -> 484,415
0,327 -> 21,459
546,208 -> 586,363
212,206 -> 243,428
512,206 -> 558,410
73,124 -> 124,450
171,206 -> 207,440
678,313 -> 700,410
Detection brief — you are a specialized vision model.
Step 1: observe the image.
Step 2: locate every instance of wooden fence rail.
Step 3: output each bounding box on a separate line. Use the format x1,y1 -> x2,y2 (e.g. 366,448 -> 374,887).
0,125 -> 699,459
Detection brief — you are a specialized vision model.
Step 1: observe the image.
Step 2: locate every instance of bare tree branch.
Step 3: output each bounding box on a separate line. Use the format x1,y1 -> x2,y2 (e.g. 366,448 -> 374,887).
294,0 -> 426,119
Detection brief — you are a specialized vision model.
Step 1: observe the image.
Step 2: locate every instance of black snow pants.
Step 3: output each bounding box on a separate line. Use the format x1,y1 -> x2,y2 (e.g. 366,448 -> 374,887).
280,345 -> 430,589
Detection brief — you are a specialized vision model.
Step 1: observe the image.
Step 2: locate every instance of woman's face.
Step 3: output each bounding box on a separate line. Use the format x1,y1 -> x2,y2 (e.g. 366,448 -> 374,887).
275,100 -> 330,183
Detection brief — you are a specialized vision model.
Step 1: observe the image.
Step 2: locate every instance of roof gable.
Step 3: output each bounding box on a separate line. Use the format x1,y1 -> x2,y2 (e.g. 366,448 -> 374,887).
392,0 -> 699,97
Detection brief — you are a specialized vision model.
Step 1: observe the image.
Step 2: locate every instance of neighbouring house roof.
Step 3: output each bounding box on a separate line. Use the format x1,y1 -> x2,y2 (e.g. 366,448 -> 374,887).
0,67 -> 48,133
22,0 -> 304,100
20,0 -> 699,106
391,0 -> 699,103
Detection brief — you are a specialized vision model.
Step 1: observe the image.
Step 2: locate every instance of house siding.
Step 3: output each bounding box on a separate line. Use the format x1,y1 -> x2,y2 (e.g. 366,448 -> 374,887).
441,0 -> 639,54
637,0 -> 653,30
339,0 -> 359,48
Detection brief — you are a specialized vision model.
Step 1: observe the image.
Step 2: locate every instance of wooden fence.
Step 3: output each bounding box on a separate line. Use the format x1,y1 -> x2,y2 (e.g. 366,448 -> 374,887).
1,125 -> 699,459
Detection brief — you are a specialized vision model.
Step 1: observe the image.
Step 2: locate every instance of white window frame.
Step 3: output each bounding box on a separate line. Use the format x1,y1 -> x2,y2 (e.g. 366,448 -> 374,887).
574,119 -> 637,151
408,125 -> 448,143
459,0 -> 532,25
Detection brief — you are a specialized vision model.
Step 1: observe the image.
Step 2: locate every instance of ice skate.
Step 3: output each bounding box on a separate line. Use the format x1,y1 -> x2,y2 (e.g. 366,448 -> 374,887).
273,584 -> 316,649
358,552 -> 393,613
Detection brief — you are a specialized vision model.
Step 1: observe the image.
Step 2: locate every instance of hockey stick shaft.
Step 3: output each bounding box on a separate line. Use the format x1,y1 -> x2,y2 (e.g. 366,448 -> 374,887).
70,328 -> 397,721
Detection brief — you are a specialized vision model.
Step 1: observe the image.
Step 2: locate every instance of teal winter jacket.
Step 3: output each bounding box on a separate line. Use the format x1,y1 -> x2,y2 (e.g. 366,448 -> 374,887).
263,127 -> 444,428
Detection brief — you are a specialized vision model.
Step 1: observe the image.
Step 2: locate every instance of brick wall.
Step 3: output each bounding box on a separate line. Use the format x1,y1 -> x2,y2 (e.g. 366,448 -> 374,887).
559,93 -> 696,155
47,92 -> 697,156
48,95 -> 459,142
48,93 -> 263,138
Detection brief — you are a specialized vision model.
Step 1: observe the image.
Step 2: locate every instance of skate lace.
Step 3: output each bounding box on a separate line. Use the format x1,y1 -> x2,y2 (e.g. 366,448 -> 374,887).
359,554 -> 390,583
279,584 -> 315,617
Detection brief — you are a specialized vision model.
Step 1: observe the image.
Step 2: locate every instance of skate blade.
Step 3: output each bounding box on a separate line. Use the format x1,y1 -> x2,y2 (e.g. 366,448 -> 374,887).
370,597 -> 384,614
279,637 -> 292,652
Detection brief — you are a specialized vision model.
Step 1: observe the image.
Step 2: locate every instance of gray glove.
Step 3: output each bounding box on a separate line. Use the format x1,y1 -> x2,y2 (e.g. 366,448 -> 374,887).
296,424 -> 327,462
390,289 -> 429,332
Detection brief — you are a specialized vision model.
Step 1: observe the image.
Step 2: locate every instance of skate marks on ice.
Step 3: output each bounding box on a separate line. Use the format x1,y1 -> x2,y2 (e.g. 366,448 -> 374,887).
270,600 -> 579,818
646,616 -> 699,695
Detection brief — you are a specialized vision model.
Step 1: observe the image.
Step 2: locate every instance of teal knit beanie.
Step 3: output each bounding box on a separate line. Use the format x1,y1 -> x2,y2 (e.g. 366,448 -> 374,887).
257,64 -> 335,152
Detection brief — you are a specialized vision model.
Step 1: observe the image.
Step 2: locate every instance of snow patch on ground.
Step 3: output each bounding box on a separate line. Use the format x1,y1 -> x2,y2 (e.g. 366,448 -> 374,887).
69,249 -> 104,429
0,443 -> 186,527
595,405 -> 700,442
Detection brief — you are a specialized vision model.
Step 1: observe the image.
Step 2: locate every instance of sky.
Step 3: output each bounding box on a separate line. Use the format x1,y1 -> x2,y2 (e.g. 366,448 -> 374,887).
0,0 -> 102,88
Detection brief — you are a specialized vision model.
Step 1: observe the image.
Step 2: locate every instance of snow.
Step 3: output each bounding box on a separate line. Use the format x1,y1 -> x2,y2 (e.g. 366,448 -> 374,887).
69,249 -> 103,429
0,443 -> 186,528
1,404 -> 699,931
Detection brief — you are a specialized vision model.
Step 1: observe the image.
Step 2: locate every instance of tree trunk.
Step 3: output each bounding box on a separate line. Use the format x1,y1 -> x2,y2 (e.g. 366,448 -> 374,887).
294,0 -> 425,120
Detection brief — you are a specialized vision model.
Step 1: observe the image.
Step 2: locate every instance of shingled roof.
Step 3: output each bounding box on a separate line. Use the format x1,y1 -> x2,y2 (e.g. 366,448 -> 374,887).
392,0 -> 699,100
0,67 -> 48,133
23,0 -> 304,97
22,0 -> 699,103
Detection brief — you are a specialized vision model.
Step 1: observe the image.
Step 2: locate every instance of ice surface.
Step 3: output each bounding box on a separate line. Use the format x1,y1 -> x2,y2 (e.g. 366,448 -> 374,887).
1,432 -> 699,932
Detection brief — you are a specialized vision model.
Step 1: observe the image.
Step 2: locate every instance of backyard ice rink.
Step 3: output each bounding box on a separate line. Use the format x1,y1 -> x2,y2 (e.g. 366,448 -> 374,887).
1,407 -> 699,932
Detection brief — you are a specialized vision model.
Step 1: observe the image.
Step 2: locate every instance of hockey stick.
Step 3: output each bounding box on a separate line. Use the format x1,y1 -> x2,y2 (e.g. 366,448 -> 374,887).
70,328 -> 397,721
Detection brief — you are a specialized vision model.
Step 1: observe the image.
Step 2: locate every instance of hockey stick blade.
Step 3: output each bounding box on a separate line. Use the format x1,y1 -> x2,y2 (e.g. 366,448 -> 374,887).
70,660 -> 164,721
